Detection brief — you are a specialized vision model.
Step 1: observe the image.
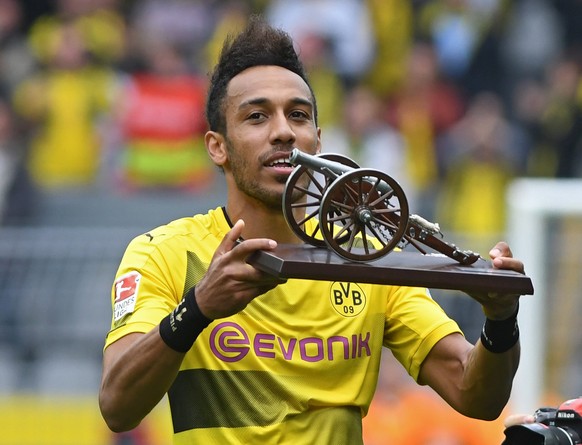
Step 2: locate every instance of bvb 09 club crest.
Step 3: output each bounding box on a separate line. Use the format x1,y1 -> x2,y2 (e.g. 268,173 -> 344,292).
330,282 -> 366,317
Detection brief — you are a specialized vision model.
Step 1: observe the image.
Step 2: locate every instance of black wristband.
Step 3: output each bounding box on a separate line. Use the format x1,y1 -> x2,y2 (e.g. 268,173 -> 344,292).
159,286 -> 212,353
480,304 -> 520,353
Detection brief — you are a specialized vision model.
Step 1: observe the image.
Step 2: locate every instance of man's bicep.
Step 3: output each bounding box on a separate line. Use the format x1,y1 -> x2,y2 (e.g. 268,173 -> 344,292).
102,332 -> 145,376
417,332 -> 472,398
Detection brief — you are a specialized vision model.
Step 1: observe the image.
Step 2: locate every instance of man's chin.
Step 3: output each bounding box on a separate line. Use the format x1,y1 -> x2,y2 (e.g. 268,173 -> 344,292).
274,174 -> 291,185
249,189 -> 285,212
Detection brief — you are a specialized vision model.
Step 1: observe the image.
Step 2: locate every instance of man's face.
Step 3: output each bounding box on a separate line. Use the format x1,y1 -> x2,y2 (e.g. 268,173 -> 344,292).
221,65 -> 321,209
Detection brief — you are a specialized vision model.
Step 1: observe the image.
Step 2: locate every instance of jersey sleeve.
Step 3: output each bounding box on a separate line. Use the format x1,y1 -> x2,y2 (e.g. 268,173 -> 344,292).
104,232 -> 182,349
383,286 -> 462,381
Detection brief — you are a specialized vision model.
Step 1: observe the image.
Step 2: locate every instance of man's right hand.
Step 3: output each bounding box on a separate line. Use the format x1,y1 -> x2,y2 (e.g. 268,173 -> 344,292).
195,219 -> 287,320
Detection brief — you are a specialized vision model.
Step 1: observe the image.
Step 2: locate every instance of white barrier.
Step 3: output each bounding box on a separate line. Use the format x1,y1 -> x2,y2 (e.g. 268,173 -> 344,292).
507,178 -> 582,413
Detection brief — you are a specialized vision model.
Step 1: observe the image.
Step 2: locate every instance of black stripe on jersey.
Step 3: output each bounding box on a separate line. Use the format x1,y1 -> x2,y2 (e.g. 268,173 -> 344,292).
183,251 -> 208,297
168,368 -> 294,432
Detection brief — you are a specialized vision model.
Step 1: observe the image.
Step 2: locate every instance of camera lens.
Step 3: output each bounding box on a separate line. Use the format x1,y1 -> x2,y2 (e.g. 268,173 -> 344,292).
556,426 -> 582,445
503,423 -> 579,445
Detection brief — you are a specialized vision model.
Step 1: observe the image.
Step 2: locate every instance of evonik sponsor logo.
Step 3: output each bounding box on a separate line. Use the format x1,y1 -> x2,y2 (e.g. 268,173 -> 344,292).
208,321 -> 371,363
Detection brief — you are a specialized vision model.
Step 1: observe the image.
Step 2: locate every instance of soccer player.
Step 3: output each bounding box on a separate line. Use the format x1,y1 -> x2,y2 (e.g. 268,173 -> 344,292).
99,16 -> 525,444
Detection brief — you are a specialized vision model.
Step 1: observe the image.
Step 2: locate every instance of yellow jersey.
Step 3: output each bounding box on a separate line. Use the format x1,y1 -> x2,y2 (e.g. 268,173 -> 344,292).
105,207 -> 461,444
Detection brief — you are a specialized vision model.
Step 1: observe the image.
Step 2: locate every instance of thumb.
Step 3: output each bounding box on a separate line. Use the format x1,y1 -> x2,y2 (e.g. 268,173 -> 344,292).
217,219 -> 245,255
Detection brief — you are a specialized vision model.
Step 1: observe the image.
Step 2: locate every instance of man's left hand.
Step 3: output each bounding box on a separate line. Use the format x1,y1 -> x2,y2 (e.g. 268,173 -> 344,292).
469,241 -> 525,320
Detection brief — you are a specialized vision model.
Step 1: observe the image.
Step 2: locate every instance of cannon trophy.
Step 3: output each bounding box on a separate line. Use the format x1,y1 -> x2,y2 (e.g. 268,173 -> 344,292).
282,149 -> 480,265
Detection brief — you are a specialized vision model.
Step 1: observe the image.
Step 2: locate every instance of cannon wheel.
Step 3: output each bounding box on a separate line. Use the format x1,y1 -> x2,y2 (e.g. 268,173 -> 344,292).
282,153 -> 359,246
319,168 -> 409,262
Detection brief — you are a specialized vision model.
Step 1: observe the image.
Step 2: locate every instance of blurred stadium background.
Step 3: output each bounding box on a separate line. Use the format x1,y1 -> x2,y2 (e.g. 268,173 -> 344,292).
0,1 -> 581,444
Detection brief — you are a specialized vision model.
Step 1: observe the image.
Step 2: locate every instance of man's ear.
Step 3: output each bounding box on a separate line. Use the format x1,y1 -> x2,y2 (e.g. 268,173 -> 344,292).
205,131 -> 227,166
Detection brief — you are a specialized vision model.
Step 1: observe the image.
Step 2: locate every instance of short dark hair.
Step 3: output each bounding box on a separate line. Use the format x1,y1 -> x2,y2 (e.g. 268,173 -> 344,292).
205,15 -> 318,134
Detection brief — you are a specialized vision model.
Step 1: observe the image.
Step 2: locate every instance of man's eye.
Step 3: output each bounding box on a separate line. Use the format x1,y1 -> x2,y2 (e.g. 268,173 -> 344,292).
248,112 -> 264,120
291,111 -> 309,119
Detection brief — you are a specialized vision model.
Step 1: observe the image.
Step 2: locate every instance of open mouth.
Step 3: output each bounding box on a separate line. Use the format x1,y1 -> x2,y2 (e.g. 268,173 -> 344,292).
267,156 -> 294,169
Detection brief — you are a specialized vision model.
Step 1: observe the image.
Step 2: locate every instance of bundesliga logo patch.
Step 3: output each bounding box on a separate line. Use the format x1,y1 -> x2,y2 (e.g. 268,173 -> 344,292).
114,271 -> 141,321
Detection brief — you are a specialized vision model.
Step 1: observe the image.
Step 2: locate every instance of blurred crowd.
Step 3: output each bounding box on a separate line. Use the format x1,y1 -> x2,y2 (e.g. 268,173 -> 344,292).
1,0 -> 582,239
2,1 -> 581,444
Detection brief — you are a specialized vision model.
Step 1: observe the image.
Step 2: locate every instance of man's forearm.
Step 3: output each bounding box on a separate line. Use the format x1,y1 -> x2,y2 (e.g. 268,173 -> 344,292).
460,340 -> 520,420
457,297 -> 521,419
99,330 -> 184,432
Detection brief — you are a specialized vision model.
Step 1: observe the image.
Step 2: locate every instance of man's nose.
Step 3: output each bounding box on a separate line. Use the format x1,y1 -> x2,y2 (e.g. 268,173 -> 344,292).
270,113 -> 296,145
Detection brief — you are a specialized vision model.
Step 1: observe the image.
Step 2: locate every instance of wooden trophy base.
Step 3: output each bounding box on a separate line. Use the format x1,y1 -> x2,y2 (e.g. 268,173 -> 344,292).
248,245 -> 534,295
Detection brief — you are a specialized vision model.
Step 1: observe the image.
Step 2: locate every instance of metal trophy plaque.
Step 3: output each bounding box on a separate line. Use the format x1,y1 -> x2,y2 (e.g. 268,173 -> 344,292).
248,149 -> 534,295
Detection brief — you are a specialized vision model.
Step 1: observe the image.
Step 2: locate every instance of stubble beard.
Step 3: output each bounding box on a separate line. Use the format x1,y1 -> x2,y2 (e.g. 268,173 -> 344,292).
225,137 -> 286,212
